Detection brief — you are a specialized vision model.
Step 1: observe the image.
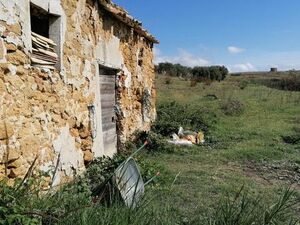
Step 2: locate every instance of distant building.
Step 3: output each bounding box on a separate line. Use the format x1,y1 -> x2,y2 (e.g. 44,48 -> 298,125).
270,67 -> 278,72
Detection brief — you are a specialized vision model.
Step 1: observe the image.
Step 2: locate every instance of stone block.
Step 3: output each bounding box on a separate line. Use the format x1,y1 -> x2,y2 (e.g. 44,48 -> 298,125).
6,148 -> 20,163
84,150 -> 94,163
30,0 -> 49,12
0,38 -> 6,62
6,50 -> 28,65
0,122 -> 14,140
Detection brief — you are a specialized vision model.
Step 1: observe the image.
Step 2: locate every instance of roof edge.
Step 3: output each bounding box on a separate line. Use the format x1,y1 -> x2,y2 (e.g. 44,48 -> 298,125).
98,0 -> 159,44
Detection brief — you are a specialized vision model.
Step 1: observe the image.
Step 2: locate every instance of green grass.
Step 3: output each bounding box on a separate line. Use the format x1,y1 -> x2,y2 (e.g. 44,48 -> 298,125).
144,74 -> 300,223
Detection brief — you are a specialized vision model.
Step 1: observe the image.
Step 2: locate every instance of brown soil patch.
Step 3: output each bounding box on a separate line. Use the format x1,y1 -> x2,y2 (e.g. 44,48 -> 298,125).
243,160 -> 300,189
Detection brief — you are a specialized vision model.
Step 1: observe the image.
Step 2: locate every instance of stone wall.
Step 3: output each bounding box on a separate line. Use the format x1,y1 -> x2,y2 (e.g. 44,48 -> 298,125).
0,0 -> 156,185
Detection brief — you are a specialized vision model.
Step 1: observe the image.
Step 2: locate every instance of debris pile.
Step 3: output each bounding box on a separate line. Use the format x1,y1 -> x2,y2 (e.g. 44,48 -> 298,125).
31,32 -> 58,70
168,127 -> 205,146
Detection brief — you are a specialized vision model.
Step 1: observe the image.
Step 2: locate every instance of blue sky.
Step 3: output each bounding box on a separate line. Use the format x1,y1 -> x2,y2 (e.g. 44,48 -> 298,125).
113,0 -> 300,72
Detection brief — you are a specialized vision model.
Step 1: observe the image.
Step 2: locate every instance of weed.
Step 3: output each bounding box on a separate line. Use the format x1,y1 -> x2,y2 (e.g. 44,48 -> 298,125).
282,128 -> 300,145
209,187 -> 299,225
221,99 -> 245,116
85,155 -> 126,197
164,76 -> 172,85
238,80 -> 248,90
190,78 -> 198,87
132,131 -> 175,153
153,101 -> 216,136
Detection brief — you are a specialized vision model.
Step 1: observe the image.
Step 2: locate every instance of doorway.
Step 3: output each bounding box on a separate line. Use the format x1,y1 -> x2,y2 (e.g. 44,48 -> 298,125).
99,67 -> 117,154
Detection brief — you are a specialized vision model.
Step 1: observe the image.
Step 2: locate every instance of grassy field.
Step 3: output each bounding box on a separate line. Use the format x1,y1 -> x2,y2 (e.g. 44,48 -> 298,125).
144,73 -> 300,223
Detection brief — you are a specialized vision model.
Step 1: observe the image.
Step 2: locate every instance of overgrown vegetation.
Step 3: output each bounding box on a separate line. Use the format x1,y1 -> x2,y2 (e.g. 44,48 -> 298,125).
1,171 -> 299,225
0,152 -> 170,225
209,187 -> 299,225
155,62 -> 229,81
153,101 -> 216,136
282,127 -> 300,145
262,73 -> 300,92
234,71 -> 300,92
221,99 -> 245,116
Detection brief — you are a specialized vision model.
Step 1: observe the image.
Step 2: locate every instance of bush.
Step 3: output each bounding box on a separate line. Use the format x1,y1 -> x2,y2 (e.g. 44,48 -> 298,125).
155,62 -> 229,81
282,127 -> 300,145
153,101 -> 217,137
131,131 -> 175,153
190,79 -> 198,87
221,100 -> 245,116
257,73 -> 300,92
238,80 -> 248,90
85,155 -> 126,197
164,76 -> 172,85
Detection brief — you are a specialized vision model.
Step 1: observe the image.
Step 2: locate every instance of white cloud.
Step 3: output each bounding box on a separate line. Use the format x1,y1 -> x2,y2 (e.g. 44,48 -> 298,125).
154,48 -> 210,67
229,63 -> 255,72
227,46 -> 245,54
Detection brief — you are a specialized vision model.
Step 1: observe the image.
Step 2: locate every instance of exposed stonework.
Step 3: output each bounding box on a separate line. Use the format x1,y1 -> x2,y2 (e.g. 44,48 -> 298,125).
0,0 -> 157,185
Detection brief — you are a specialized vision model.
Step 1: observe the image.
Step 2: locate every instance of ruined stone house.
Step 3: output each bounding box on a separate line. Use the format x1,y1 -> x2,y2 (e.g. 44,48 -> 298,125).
0,0 -> 158,185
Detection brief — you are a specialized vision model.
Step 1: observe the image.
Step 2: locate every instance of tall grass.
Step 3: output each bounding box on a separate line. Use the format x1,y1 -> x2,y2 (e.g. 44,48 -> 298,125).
1,171 -> 299,225
209,187 -> 299,225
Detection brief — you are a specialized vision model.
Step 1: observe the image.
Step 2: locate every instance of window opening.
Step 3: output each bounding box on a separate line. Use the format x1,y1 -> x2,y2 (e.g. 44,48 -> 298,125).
30,4 -> 59,70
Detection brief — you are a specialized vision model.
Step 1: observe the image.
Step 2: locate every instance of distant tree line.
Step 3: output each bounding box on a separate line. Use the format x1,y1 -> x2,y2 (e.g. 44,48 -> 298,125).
155,62 -> 229,81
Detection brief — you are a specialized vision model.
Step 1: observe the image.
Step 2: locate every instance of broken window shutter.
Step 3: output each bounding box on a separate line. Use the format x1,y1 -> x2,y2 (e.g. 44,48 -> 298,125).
31,32 -> 58,70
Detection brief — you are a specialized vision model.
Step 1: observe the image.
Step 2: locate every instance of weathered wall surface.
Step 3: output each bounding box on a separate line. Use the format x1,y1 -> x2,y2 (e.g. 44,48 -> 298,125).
0,0 -> 156,185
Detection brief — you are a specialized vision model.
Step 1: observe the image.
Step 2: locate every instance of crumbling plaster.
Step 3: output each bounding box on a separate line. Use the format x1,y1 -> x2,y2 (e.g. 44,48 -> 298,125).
0,0 -> 157,185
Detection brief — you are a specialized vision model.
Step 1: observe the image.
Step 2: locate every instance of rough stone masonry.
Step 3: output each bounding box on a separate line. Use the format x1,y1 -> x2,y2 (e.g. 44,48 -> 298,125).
0,0 -> 158,186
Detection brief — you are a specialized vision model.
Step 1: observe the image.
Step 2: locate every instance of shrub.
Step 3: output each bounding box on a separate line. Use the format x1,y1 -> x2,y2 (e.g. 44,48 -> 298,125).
196,77 -> 213,86
282,127 -> 300,145
164,76 -> 172,85
190,79 -> 198,87
257,73 -> 300,92
131,131 -> 175,153
221,99 -> 245,116
238,80 -> 248,90
153,101 -> 217,137
85,155 -> 126,197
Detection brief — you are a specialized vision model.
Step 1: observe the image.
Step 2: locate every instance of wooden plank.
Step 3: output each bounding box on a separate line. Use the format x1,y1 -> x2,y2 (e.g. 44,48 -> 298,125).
102,123 -> 116,132
101,99 -> 115,104
103,134 -> 117,142
32,31 -> 57,46
102,115 -> 114,121
101,102 -> 115,109
101,107 -> 114,114
103,129 -> 117,137
100,83 -> 115,90
100,90 -> 114,95
99,76 -> 115,83
31,57 -> 56,65
100,89 -> 115,95
101,110 -> 115,118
